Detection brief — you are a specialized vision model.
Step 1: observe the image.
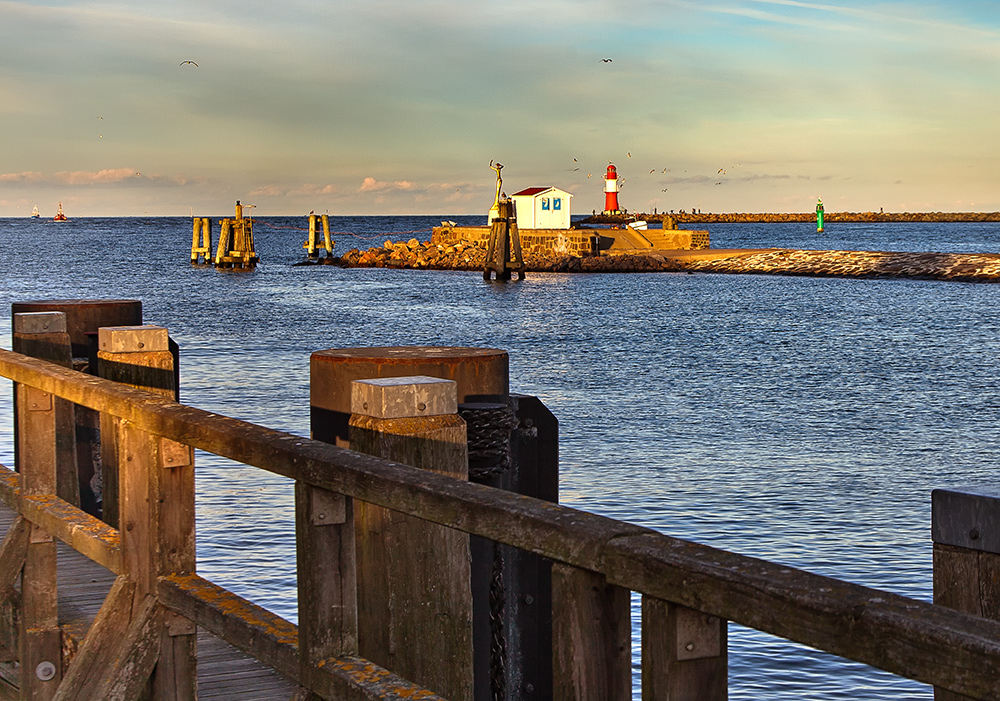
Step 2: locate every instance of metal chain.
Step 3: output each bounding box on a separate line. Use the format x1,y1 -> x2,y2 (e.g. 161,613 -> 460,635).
489,540 -> 507,701
458,402 -> 518,699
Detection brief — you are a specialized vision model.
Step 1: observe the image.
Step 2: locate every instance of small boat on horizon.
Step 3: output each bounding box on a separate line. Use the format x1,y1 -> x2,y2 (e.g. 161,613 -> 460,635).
30,205 -> 40,218
53,203 -> 68,222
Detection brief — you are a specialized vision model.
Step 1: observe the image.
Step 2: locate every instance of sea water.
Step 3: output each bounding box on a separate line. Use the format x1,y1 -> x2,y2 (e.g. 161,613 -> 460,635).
3,215 -> 1000,699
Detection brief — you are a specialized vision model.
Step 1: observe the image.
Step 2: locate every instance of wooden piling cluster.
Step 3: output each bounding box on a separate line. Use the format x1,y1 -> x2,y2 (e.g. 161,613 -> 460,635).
189,219 -> 212,264
303,214 -> 333,258
2,318 -> 1000,698
484,199 -> 525,281
190,201 -> 258,269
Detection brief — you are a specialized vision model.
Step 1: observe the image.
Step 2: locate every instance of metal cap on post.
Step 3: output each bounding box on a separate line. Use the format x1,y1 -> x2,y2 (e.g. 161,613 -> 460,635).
13,312 -> 68,336
352,375 -> 458,419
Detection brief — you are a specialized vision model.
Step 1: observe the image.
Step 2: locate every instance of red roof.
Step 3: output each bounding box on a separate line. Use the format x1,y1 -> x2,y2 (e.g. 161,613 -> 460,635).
511,187 -> 550,196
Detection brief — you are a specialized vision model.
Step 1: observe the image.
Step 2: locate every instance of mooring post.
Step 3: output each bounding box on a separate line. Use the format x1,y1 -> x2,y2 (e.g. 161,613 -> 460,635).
932,487 -> 1000,700
552,563 -> 631,701
12,311 -> 80,507
309,347 -> 556,700
96,326 -> 177,529
348,376 -> 473,699
15,340 -> 63,699
11,299 -> 144,517
641,596 -> 728,700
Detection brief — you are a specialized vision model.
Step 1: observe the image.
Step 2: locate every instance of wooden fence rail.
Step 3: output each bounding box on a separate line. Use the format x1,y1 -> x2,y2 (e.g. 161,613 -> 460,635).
1,344 -> 999,699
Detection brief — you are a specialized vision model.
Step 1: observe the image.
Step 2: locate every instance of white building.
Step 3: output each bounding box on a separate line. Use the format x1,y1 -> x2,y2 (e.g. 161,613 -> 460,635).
510,187 -> 573,229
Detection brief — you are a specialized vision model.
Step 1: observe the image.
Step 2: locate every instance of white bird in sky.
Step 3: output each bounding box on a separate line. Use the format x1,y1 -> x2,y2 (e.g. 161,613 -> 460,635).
180,60 -> 199,67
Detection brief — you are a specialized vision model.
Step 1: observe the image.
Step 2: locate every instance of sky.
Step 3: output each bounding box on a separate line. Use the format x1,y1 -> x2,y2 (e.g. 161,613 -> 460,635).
2,0 -> 999,217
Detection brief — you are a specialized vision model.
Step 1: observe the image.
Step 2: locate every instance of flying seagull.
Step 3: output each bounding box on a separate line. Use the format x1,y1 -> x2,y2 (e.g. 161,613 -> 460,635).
601,58 -> 612,62
180,60 -> 199,67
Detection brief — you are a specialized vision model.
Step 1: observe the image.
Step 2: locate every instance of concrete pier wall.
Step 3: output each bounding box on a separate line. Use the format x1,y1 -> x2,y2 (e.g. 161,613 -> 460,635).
432,226 -> 599,257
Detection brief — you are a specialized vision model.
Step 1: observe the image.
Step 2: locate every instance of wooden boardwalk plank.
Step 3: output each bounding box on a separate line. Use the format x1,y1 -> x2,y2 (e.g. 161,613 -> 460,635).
0,501 -> 298,699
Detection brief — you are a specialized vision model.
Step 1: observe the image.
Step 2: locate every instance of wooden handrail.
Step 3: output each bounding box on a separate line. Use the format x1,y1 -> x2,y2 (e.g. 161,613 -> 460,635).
2,347 -> 1000,698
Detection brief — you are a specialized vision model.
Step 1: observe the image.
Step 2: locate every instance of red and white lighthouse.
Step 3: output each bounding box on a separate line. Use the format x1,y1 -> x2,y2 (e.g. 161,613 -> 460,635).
603,163 -> 621,214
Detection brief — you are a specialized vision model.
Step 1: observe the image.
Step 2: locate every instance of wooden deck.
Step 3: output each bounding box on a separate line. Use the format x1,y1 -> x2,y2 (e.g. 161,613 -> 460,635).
0,499 -> 299,700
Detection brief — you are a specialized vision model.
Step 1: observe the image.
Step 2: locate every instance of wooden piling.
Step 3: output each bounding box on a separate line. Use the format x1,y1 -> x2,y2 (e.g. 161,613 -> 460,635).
307,215 -> 318,257
348,376 -> 473,700
322,214 -> 332,255
12,312 -> 80,508
308,347 -> 558,699
96,326 -> 177,530
932,487 -> 1000,700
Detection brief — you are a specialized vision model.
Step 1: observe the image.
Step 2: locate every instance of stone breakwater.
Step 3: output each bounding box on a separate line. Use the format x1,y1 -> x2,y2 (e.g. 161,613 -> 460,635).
582,211 -> 1000,225
307,238 -> 1000,282
679,249 -> 1000,283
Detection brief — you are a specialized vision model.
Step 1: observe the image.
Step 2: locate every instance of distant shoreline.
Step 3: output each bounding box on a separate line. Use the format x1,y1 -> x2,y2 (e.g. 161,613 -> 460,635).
580,211 -> 1000,225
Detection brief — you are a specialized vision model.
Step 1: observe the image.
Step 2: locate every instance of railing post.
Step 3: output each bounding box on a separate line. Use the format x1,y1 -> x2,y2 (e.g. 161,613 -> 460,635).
12,312 -> 80,507
295,475 -> 358,683
99,326 -> 196,698
551,563 -> 631,701
641,596 -> 727,699
348,375 -> 473,699
15,325 -> 63,699
96,326 -> 177,529
932,487 -> 1000,701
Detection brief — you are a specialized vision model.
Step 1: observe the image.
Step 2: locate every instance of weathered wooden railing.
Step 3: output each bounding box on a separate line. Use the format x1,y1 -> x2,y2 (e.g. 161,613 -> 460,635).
1,324 -> 1000,698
